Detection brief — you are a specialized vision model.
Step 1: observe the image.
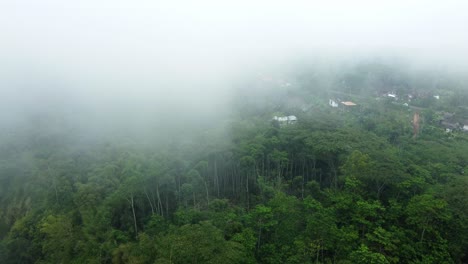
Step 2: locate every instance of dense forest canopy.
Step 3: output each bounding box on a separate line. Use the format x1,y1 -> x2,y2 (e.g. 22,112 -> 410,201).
1,59 -> 468,263
2,1 -> 468,263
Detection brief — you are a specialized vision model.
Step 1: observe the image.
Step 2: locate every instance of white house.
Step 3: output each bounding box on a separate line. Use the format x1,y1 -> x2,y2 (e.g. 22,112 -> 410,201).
463,125 -> 468,132
387,93 -> 397,99
434,95 -> 440,100
288,115 -> 297,123
273,115 -> 297,125
329,99 -> 339,107
273,116 -> 288,122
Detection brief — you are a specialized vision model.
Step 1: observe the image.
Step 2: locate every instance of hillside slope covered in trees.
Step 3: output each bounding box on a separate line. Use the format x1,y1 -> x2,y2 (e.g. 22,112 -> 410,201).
1,62 -> 468,263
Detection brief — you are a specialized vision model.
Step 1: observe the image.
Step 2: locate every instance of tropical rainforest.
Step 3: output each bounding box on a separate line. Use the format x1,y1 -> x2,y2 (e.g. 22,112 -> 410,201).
1,61 -> 468,264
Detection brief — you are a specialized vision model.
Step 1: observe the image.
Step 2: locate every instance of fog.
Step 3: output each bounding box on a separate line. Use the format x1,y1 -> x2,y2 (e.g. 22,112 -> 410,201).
1,0 -> 468,143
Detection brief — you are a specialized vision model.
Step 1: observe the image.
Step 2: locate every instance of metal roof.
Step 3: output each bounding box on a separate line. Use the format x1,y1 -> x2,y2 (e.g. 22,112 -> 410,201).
341,101 -> 357,106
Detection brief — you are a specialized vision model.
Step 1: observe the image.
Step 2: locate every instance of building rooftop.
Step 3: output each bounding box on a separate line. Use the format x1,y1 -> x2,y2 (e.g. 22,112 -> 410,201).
273,115 -> 297,123
341,101 -> 357,106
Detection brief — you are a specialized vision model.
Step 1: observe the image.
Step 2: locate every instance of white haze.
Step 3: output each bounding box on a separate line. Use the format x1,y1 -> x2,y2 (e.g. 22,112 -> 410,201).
1,0 -> 468,141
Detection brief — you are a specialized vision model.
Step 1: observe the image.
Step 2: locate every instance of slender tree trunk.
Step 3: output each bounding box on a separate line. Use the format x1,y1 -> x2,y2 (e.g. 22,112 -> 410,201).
204,181 -> 210,205
420,228 -> 426,242
420,221 -> 428,242
53,178 -> 59,204
312,158 -> 317,180
289,159 -> 295,179
257,227 -> 262,251
302,157 -> 306,199
193,191 -> 196,209
156,184 -> 163,217
144,188 -> 155,215
246,172 -> 250,210
316,243 -> 320,264
277,161 -> 282,189
239,165 -> 243,198
165,192 -> 169,217
129,194 -> 138,239
214,157 -> 220,197
151,189 -> 158,215
47,166 -> 59,204
262,155 -> 265,178
266,155 -> 270,179
151,190 -> 159,214
330,158 -> 338,189
376,182 -> 385,199
231,167 -> 235,197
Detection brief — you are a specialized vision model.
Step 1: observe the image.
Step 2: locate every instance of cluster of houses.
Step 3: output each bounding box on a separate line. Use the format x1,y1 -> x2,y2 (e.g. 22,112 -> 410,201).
439,112 -> 468,133
263,77 -> 466,135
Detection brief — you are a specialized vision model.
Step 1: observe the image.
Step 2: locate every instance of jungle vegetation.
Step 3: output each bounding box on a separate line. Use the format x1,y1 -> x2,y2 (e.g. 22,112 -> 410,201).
1,62 -> 467,263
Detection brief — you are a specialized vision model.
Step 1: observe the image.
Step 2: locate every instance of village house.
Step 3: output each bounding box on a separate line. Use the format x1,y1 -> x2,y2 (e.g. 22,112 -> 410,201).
329,99 -> 358,110
329,99 -> 339,108
273,115 -> 298,125
341,101 -> 357,107
439,112 -> 463,132
386,93 -> 397,99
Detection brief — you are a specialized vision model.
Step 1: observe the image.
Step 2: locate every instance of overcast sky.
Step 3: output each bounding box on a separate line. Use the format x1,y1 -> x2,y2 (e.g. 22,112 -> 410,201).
2,1 -> 467,60
1,0 -> 467,130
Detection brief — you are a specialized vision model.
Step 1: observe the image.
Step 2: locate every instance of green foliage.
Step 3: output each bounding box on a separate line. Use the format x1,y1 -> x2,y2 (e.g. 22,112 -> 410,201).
1,63 -> 468,263
349,244 -> 390,264
155,221 -> 246,264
